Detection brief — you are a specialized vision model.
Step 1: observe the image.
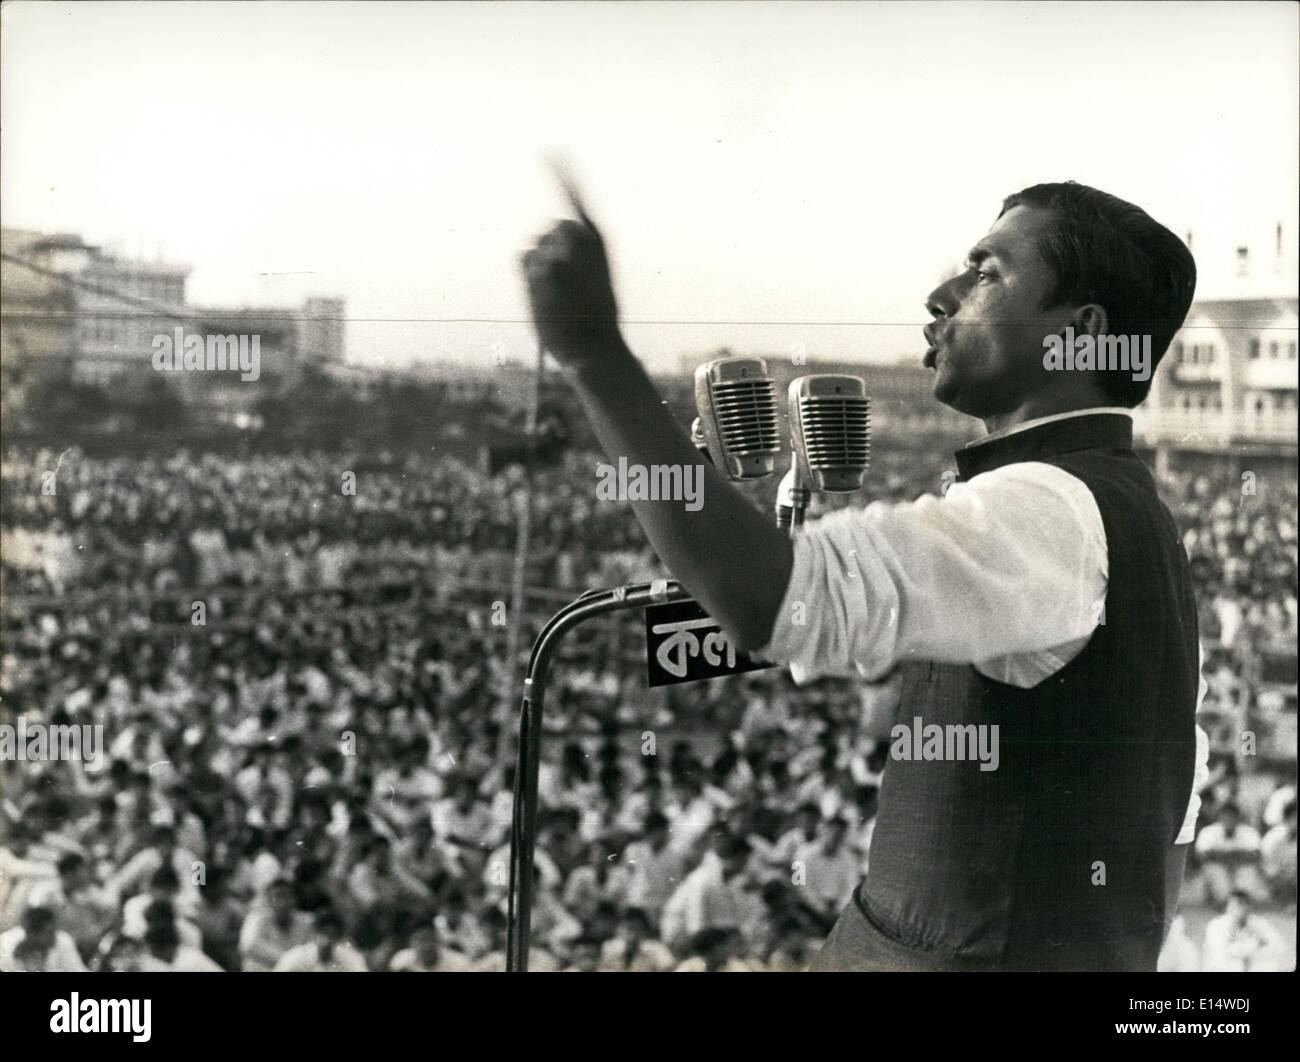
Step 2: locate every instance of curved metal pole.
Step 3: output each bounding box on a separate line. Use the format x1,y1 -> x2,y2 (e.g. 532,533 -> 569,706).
498,340 -> 545,766
505,578 -> 691,971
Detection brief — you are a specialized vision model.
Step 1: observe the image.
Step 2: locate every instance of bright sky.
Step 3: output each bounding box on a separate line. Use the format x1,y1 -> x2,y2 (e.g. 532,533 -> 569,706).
2,0 -> 1297,371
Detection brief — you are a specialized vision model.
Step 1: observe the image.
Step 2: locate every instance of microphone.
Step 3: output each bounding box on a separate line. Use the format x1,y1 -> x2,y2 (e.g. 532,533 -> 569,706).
689,417 -> 711,465
692,356 -> 781,480
778,374 -> 871,531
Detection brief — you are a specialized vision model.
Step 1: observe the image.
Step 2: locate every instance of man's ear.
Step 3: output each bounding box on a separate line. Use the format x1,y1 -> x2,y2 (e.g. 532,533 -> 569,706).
1071,303 -> 1109,340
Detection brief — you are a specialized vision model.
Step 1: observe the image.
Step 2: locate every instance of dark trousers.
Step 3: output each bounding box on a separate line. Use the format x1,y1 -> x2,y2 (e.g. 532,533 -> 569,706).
808,886 -> 1000,972
810,844 -> 1191,972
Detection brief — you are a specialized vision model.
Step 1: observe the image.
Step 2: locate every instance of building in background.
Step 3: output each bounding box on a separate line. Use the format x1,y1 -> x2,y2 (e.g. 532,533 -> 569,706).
75,239 -> 190,388
0,228 -> 346,415
1135,222 -> 1298,478
299,297 -> 347,364
0,229 -> 81,412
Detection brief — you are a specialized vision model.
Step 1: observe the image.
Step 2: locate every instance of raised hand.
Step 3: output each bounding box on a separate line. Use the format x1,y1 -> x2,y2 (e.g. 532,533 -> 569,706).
521,170 -> 625,367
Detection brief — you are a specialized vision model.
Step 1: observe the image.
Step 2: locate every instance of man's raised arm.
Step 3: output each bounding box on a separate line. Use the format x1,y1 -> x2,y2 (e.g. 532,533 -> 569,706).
520,190 -> 792,651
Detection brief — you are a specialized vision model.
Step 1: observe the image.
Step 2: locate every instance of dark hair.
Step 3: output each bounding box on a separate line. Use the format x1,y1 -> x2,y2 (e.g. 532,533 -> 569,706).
714,830 -> 752,861
57,852 -> 86,876
643,811 -> 670,833
690,926 -> 737,955
999,182 -> 1196,406
145,922 -> 180,951
22,905 -> 56,933
144,899 -> 176,926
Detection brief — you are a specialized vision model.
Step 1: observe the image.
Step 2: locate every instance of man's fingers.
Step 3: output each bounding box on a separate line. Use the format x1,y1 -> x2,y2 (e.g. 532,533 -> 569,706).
545,156 -> 599,233
560,177 -> 596,231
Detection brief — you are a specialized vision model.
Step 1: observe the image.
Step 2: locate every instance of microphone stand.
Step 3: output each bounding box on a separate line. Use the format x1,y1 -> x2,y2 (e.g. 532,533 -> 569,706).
775,461 -> 810,536
505,578 -> 692,972
507,372 -> 784,968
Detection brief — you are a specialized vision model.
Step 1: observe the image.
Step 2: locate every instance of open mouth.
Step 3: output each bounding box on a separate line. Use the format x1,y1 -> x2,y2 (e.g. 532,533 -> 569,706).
922,324 -> 941,369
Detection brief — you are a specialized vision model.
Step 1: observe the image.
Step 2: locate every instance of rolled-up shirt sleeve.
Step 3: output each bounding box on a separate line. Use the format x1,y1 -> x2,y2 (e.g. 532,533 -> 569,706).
755,461 -> 1108,686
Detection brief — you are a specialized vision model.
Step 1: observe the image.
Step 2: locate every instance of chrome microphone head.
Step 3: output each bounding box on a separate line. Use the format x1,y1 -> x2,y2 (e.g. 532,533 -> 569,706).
693,356 -> 780,480
788,374 -> 871,493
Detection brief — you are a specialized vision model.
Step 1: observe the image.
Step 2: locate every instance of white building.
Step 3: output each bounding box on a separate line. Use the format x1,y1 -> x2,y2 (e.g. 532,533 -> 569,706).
1134,221 -> 1298,473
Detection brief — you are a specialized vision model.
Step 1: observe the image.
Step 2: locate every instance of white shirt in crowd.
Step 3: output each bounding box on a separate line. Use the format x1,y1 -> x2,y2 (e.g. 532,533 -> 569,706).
792,839 -> 860,912
0,925 -> 87,972
139,945 -> 223,973
1202,910 -> 1287,972
660,852 -> 759,952
1157,916 -> 1200,972
597,936 -> 676,972
273,940 -> 369,972
388,947 -> 474,972
120,894 -> 204,947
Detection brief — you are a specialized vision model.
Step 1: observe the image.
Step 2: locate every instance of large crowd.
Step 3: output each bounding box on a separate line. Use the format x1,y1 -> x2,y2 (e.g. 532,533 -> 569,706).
0,436 -> 1294,973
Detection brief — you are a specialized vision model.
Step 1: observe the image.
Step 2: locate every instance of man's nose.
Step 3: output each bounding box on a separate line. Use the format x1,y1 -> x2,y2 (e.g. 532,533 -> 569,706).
925,277 -> 961,319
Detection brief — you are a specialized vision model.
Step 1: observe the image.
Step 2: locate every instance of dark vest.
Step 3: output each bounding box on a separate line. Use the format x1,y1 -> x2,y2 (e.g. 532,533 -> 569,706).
861,413 -> 1198,971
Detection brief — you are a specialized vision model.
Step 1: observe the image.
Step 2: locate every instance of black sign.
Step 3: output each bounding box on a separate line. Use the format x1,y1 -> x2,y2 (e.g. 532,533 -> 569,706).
644,598 -> 774,687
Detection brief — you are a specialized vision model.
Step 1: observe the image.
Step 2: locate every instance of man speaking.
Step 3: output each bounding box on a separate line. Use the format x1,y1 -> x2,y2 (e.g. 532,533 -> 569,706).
521,181 -> 1201,972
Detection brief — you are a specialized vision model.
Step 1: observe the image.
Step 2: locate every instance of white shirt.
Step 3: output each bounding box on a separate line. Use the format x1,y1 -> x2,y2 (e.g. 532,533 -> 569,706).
121,894 -> 203,946
757,408 -> 1208,843
760,459 -> 1107,687
598,937 -> 676,972
792,840 -> 860,910
1202,911 -> 1286,972
1157,922 -> 1200,972
139,945 -> 223,973
1195,821 -> 1263,858
0,926 -> 87,972
388,947 -> 474,972
273,940 -> 369,972
0,847 -> 58,931
660,853 -> 756,950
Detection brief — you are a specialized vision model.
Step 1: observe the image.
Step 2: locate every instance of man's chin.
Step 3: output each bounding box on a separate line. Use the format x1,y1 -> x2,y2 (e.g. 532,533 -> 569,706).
931,370 -> 959,409
931,373 -> 981,420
